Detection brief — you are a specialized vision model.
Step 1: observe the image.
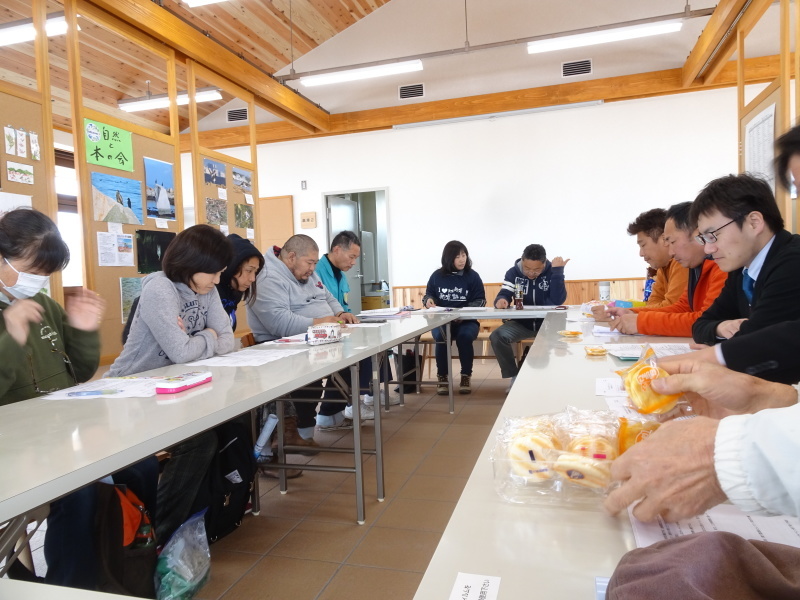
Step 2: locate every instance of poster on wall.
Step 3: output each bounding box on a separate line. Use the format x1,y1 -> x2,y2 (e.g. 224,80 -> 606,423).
203,158 -> 226,187
15,129 -> 26,158
29,132 -> 40,161
3,127 -> 15,155
91,171 -> 143,224
234,204 -> 253,229
232,167 -> 252,193
0,191 -> 32,214
205,198 -> 228,225
120,277 -> 143,324
6,161 -> 34,185
136,229 -> 176,274
143,157 -> 176,220
97,231 -> 134,267
84,118 -> 134,172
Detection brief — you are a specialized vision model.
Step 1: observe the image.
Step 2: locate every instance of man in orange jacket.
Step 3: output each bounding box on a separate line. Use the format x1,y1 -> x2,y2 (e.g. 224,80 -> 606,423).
603,201 -> 727,336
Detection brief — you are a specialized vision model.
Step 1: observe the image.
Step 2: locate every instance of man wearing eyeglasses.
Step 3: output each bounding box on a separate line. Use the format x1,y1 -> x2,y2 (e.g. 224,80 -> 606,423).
691,173 -> 800,347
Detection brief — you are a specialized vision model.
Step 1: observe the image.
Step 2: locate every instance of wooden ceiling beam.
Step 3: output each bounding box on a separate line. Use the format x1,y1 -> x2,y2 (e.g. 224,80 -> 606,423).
181,53 -> 786,151
682,0 -> 749,87
692,0 -> 774,86
83,0 -> 330,133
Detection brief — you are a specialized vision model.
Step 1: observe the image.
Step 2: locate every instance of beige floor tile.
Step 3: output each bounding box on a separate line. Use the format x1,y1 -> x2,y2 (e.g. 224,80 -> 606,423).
306,491 -> 390,523
452,404 -> 503,426
391,421 -> 450,439
379,448 -> 429,475
194,550 -> 261,600
429,437 -> 484,458
258,489 -> 329,520
347,527 -> 442,571
318,564 -> 423,600
376,498 -> 456,532
415,452 -> 480,478
382,435 -> 437,454
221,555 -> 339,600
334,466 -> 409,498
269,519 -> 369,562
407,411 -> 457,425
398,474 -> 468,502
212,515 -> 299,554
440,423 -> 493,441
262,468 -> 349,494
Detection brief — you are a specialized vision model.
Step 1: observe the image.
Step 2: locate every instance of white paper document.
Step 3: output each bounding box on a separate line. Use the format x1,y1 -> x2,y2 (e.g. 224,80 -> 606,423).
345,322 -> 386,328
44,378 -> 161,399
596,378 -> 626,396
604,396 -> 642,418
596,577 -> 610,600
605,343 -> 693,359
592,325 -> 622,336
97,232 -> 134,267
448,572 -> 500,600
629,503 -> 800,549
188,347 -> 307,367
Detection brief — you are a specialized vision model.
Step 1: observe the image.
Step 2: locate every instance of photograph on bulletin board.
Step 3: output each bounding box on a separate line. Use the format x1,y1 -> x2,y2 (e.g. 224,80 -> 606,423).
232,167 -> 252,193
144,157 -> 176,220
203,158 -> 226,187
120,277 -> 143,324
91,171 -> 143,224
136,229 -> 176,274
205,197 -> 228,225
234,204 -> 253,229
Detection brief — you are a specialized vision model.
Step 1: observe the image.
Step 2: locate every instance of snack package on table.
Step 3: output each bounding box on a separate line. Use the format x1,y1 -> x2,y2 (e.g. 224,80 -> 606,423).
580,300 -> 607,319
492,407 -> 626,507
615,346 -> 682,415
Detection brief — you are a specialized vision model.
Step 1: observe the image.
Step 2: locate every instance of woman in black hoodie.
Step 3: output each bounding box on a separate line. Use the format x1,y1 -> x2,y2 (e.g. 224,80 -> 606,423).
216,234 -> 264,331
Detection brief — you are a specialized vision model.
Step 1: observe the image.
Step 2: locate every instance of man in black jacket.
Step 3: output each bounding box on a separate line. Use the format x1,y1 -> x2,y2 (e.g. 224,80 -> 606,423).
691,174 -> 800,348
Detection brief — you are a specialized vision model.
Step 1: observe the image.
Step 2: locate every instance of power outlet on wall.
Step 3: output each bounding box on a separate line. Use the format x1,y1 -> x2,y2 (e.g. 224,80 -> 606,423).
301,180 -> 307,190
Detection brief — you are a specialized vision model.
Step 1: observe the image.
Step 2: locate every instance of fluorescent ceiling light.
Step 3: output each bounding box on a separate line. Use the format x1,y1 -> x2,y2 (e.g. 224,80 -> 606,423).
182,0 -> 229,7
393,101 -> 603,130
528,21 -> 682,54
300,59 -> 423,87
118,87 -> 222,113
0,13 -> 70,47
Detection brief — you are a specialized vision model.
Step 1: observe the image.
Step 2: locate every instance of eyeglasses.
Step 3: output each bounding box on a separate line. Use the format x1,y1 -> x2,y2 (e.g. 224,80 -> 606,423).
695,217 -> 740,245
26,341 -> 77,395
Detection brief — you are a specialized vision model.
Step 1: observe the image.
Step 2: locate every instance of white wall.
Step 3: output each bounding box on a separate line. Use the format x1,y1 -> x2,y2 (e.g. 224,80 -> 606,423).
215,86 -> 739,286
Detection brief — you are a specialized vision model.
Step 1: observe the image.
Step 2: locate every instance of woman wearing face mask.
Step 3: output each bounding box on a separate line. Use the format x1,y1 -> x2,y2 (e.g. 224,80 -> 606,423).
108,224 -> 235,544
0,208 -> 160,592
0,208 -> 104,405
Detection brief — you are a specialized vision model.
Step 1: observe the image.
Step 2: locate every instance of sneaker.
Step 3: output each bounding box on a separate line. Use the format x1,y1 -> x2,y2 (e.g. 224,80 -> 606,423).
344,402 -> 375,420
437,374 -> 449,395
459,375 -> 471,395
361,391 -> 401,406
317,417 -> 355,431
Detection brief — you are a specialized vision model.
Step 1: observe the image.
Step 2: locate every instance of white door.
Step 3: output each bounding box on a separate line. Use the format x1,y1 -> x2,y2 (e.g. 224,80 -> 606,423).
326,195 -> 362,314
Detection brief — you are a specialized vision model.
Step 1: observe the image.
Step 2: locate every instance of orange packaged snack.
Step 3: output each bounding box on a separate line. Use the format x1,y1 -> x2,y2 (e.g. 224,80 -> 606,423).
618,417 -> 661,454
617,347 -> 681,415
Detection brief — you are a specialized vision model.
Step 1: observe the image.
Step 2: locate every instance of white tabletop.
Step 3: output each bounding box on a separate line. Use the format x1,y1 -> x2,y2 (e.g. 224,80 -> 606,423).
0,314 -> 456,524
414,312 -> 690,599
429,306 -> 564,320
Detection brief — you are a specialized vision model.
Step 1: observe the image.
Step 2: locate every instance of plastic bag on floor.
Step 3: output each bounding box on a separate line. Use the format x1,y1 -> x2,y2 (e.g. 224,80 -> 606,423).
155,510 -> 211,600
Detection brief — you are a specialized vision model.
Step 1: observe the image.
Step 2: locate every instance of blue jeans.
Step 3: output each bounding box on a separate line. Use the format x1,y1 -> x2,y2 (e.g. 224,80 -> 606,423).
432,320 -> 480,376
44,456 -> 159,590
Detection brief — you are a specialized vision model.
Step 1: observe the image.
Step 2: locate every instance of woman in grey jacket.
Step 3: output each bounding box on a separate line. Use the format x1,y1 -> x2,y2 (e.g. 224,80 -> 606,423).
108,224 -> 233,543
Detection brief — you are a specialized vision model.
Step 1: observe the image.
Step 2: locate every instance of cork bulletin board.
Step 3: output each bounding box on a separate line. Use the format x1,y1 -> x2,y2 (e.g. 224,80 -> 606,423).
0,91 -> 48,213
82,114 -> 182,358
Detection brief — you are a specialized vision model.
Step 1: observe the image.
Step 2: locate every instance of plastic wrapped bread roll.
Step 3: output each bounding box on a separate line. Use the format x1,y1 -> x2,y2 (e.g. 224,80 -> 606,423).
552,453 -> 613,489
507,431 -> 560,480
567,435 -> 618,461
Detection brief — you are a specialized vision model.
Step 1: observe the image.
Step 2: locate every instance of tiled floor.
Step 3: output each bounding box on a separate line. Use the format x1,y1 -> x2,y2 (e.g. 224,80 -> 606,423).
7,360 -> 507,600
198,360 -> 507,600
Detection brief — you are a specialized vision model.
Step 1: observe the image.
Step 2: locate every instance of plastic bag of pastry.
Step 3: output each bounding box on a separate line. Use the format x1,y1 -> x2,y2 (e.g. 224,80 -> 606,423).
615,346 -> 681,415
491,408 -> 621,507
617,416 -> 661,454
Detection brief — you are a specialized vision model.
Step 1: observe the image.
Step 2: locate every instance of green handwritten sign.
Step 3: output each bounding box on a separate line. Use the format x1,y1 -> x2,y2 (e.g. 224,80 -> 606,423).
84,119 -> 134,172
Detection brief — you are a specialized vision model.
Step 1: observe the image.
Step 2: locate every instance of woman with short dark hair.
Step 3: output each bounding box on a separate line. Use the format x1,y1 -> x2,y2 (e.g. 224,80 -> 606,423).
422,240 -> 485,394
108,224 -> 234,543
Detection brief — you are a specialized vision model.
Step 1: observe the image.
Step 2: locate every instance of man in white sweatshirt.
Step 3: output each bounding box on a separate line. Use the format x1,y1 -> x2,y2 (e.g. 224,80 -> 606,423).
248,235 -> 359,438
604,360 -> 800,599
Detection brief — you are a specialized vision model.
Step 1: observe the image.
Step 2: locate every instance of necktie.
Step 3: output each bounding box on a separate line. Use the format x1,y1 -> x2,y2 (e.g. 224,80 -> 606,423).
742,269 -> 755,305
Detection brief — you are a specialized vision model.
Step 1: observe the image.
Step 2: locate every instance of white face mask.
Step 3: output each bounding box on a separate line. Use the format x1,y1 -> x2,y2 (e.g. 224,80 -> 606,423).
0,258 -> 49,299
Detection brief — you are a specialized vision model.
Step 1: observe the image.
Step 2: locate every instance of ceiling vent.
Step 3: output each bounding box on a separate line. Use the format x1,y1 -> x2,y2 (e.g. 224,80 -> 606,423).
562,59 -> 592,78
399,83 -> 424,100
227,107 -> 248,122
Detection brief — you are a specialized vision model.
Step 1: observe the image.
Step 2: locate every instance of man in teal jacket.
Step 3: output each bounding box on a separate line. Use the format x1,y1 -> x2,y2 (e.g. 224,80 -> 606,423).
316,231 -> 361,311
316,231 -> 398,407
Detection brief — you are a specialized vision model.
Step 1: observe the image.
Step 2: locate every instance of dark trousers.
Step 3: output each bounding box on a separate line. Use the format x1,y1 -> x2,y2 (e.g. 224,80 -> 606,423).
432,320 -> 480,376
292,367 -> 354,428
44,456 -> 159,590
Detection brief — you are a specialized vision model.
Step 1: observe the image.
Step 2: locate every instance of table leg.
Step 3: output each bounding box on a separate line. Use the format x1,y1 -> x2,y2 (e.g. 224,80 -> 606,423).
351,364 -> 365,524
250,407 -> 261,515
277,400 -> 287,494
373,353 -> 385,502
395,347 -> 405,405
446,322 -> 454,414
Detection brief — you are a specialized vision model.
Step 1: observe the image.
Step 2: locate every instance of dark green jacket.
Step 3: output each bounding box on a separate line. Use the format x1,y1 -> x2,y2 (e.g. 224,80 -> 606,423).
0,293 -> 100,406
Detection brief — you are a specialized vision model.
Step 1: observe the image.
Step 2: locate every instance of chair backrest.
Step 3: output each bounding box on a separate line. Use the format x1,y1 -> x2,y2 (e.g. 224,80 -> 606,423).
121,296 -> 141,345
240,332 -> 255,348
